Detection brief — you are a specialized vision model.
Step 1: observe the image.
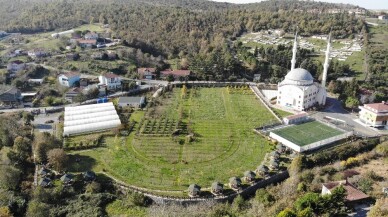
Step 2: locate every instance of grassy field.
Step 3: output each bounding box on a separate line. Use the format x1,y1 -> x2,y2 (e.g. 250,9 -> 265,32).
67,88 -> 278,193
272,108 -> 293,118
74,24 -> 105,32
272,121 -> 343,147
345,50 -> 365,79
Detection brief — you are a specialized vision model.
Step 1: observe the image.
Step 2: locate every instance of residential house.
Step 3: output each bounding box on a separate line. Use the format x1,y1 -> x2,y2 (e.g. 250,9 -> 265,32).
69,33 -> 82,43
138,68 -> 157,80
118,97 -> 146,108
160,69 -> 191,80
65,87 -> 83,102
21,92 -> 37,107
322,180 -> 369,205
98,73 -> 121,90
0,86 -> 22,107
359,101 -> 388,128
78,39 -> 97,48
7,60 -> 26,73
58,72 -> 80,87
378,15 -> 388,20
28,49 -> 46,58
84,32 -> 99,40
348,8 -> 366,15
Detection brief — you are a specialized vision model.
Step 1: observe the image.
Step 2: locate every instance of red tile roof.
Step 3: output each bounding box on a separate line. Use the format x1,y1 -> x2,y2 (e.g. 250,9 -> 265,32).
77,39 -> 97,44
284,112 -> 308,120
103,73 -> 120,79
323,180 -> 369,202
62,71 -> 80,78
138,68 -> 156,74
161,69 -> 191,77
364,102 -> 388,113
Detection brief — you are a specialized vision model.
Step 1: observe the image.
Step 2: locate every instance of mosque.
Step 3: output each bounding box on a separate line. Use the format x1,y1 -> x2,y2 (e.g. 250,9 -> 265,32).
277,31 -> 331,111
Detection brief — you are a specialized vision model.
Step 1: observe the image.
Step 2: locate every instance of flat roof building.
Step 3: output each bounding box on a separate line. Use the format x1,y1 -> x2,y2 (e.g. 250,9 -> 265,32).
118,97 -> 146,108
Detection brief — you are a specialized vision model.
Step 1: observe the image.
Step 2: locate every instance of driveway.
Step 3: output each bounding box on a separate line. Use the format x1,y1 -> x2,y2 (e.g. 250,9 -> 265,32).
311,97 -> 380,137
32,112 -> 62,134
348,203 -> 372,217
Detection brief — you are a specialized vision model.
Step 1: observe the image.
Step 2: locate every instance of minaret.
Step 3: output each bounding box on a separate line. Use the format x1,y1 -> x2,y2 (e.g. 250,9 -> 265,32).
291,29 -> 298,71
322,32 -> 331,88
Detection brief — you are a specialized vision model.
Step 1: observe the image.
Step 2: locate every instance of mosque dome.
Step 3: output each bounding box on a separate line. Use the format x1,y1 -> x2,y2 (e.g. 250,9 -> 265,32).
281,68 -> 314,86
285,68 -> 314,81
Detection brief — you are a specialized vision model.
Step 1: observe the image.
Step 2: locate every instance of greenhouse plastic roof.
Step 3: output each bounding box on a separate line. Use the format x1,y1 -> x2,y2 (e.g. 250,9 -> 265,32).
63,102 -> 121,136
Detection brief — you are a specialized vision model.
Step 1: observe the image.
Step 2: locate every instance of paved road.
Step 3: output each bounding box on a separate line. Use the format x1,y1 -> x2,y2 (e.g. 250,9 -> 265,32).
311,97 -> 379,137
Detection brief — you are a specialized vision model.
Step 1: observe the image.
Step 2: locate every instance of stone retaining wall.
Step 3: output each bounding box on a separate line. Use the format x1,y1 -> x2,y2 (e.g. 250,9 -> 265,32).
113,171 -> 289,205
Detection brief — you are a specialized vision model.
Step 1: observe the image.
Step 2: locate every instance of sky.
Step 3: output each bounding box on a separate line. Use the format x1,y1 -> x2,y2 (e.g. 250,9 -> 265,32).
211,0 -> 388,10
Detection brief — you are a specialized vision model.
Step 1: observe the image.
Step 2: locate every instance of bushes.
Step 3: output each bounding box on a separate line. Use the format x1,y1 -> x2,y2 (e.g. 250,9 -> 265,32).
375,141 -> 388,157
307,139 -> 380,168
63,134 -> 105,150
340,157 -> 360,169
255,189 -> 275,207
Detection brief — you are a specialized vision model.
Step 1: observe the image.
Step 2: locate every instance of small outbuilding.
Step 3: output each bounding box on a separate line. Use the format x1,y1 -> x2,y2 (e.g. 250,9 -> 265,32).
283,112 -> 308,125
60,174 -> 74,184
229,177 -> 242,190
188,184 -> 201,197
256,165 -> 269,176
39,178 -> 52,188
118,97 -> 146,109
83,171 -> 96,182
38,167 -> 51,177
211,182 -> 224,195
244,171 -> 256,183
276,144 -> 285,153
269,151 -> 280,159
269,160 -> 279,170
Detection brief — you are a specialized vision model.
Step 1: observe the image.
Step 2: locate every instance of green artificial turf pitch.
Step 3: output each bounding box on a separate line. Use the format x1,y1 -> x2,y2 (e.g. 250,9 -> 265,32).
272,121 -> 343,147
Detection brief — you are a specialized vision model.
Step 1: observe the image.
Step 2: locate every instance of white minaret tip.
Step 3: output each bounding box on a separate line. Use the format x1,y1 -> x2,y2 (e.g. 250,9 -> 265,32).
291,29 -> 298,71
322,32 -> 331,88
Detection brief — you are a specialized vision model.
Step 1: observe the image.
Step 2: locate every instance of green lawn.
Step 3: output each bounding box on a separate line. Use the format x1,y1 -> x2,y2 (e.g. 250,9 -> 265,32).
74,23 -> 104,32
272,121 -> 343,147
344,50 -> 366,80
272,108 -> 293,118
67,88 -> 279,193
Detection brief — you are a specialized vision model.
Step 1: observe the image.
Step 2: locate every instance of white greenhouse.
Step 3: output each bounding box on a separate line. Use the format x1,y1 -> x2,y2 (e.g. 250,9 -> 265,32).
63,102 -> 121,136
